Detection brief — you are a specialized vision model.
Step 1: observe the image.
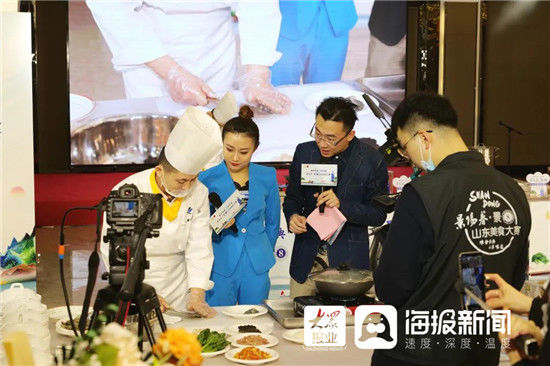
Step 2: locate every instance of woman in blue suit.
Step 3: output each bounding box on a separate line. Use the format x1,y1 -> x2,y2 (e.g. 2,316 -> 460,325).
199,106 -> 281,306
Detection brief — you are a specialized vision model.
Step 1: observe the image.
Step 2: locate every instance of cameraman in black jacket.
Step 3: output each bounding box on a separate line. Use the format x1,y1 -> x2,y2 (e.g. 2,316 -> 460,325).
373,93 -> 532,366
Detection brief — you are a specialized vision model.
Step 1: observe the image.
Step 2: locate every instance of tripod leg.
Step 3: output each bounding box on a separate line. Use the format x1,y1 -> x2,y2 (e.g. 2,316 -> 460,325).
155,308 -> 167,332
140,312 -> 156,346
137,314 -> 144,352
88,307 -> 100,333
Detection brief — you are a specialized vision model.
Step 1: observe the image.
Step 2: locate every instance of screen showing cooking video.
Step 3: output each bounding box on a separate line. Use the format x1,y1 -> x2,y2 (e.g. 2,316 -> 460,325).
112,200 -> 139,218
69,1 -> 406,165
461,253 -> 485,309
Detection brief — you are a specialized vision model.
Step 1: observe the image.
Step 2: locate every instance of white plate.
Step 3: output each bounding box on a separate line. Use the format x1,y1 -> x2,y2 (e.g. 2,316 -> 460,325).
55,318 -> 81,337
201,344 -> 231,358
303,89 -> 379,116
222,305 -> 267,318
70,94 -> 95,121
224,322 -> 274,335
47,306 -> 83,320
224,346 -> 279,365
230,333 -> 279,348
162,314 -> 182,325
190,325 -> 227,335
282,329 -> 304,344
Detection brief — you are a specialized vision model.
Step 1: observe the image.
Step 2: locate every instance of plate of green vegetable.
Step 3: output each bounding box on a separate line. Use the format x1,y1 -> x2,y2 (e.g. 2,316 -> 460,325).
196,328 -> 231,358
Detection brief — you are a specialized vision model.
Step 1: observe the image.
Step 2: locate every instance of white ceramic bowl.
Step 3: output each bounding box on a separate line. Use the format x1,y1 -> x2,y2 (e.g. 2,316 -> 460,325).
0,283 -> 41,303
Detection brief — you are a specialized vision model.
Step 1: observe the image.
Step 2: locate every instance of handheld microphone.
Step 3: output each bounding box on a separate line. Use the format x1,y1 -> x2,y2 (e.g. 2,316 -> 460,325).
208,192 -> 238,233
318,156 -> 331,213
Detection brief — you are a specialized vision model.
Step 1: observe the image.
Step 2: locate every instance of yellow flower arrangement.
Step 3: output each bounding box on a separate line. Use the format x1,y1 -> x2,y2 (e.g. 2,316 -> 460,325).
152,329 -> 203,366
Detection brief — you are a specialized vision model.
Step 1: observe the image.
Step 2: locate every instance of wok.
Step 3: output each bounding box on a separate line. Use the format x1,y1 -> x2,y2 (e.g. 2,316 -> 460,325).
309,258 -> 374,297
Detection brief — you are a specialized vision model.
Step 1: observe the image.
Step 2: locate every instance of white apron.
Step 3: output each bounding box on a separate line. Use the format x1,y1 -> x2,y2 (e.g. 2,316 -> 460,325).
86,0 -> 282,98
121,5 -> 237,97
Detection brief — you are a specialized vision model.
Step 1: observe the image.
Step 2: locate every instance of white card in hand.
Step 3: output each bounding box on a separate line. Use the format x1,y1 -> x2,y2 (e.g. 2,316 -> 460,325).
301,164 -> 338,186
209,190 -> 246,234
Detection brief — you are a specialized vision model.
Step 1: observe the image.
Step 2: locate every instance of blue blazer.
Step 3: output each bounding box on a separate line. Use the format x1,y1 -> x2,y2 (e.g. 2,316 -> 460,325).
199,162 -> 281,277
283,139 -> 388,283
279,0 -> 358,40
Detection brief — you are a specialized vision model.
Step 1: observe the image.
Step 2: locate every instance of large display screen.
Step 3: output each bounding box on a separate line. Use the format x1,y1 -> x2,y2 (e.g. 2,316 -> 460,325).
69,0 -> 406,165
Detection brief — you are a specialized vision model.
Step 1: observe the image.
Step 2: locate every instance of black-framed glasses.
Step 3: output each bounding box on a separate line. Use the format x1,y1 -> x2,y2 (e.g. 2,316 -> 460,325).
309,124 -> 352,147
397,130 -> 433,157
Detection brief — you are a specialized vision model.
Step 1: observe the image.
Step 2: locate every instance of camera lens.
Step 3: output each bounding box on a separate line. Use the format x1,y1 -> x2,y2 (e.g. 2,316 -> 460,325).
115,245 -> 127,262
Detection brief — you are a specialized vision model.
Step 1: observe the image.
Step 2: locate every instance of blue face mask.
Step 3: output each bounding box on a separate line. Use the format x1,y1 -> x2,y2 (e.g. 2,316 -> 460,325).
418,136 -> 436,172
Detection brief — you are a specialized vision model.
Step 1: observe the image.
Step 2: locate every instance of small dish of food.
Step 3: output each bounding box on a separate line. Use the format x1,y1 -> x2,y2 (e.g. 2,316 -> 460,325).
230,333 -> 279,348
222,305 -> 267,318
196,328 -> 231,358
225,346 -> 279,365
224,322 -> 274,335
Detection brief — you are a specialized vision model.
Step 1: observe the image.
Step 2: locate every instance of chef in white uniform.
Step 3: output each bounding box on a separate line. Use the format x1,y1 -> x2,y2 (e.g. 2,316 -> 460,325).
101,107 -> 223,317
86,0 -> 291,114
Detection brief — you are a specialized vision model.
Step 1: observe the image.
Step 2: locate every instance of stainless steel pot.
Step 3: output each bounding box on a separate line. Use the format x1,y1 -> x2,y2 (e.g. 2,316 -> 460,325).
71,114 -> 179,165
309,260 -> 374,297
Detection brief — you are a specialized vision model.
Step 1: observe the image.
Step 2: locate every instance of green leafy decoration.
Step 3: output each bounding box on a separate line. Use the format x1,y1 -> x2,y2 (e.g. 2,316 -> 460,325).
95,344 -> 119,366
531,252 -> 550,264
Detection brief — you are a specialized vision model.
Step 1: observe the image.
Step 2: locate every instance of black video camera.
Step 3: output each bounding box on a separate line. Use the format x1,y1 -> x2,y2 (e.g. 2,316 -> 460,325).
361,93 -> 403,166
378,128 -> 403,167
105,184 -> 162,233
103,184 -> 162,286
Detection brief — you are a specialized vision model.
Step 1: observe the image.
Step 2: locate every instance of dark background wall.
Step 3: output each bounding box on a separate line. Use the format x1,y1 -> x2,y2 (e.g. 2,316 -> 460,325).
443,1 -> 478,147
31,1 -> 71,173
481,1 -> 550,167
407,1 -> 549,171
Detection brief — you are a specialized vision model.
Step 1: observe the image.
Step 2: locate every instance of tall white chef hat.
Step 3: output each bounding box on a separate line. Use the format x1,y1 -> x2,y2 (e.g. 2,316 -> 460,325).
212,91 -> 238,126
164,107 -> 223,175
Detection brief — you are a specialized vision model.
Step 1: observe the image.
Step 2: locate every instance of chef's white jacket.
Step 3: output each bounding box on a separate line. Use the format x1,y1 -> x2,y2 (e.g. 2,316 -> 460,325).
100,168 -> 214,311
86,0 -> 282,97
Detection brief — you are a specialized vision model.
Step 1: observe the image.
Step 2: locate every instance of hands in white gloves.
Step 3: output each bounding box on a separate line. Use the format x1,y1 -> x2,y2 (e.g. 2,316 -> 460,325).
187,288 -> 217,318
166,66 -> 218,106
146,55 -> 217,106
239,65 -> 291,114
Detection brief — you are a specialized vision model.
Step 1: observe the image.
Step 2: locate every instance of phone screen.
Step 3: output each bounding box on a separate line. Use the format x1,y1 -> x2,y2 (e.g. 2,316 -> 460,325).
459,252 -> 486,310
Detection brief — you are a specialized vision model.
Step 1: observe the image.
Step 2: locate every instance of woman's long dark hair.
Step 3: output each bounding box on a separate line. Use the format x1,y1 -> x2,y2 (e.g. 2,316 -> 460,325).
222,105 -> 260,148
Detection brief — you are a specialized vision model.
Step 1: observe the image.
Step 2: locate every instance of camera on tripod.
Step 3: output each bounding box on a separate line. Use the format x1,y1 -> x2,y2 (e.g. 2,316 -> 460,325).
103,184 -> 163,287
105,184 -> 163,232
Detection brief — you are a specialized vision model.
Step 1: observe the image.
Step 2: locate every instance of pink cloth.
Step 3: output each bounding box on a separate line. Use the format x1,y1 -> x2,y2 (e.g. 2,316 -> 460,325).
306,206 -> 347,242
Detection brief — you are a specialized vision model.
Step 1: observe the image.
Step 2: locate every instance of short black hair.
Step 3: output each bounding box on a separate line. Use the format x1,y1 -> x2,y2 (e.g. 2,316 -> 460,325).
222,105 -> 260,148
315,97 -> 358,131
391,93 -> 458,133
157,147 -> 177,172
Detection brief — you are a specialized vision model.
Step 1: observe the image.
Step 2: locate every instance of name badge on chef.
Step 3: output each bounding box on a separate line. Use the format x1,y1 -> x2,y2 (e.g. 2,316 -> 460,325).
209,190 -> 246,235
301,164 -> 338,186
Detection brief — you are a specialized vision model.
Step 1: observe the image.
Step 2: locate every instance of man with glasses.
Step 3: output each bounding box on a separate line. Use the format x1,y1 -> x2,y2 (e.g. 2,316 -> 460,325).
373,93 -> 531,366
283,97 -> 388,298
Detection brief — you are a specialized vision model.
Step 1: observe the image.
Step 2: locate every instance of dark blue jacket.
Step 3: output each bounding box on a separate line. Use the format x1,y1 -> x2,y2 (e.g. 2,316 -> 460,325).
283,139 -> 388,283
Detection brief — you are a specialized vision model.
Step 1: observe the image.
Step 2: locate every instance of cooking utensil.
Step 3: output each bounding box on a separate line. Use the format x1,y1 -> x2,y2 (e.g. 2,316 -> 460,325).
308,259 -> 374,297
165,308 -> 202,318
70,113 -> 179,165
